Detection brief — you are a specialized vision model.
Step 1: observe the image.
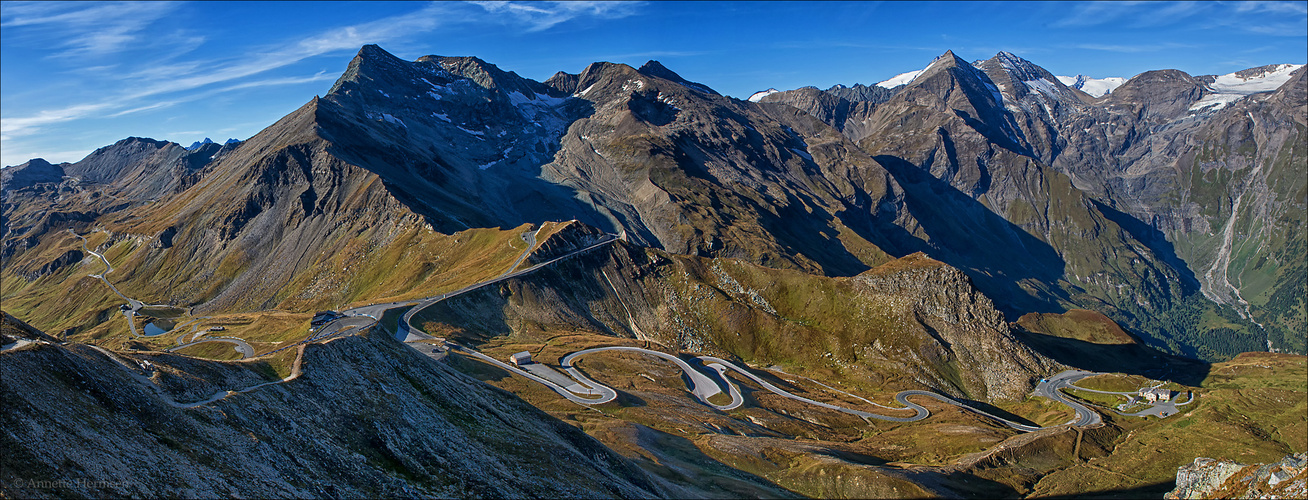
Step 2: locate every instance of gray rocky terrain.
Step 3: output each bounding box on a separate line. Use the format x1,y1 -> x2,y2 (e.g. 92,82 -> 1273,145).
0,313 -> 678,499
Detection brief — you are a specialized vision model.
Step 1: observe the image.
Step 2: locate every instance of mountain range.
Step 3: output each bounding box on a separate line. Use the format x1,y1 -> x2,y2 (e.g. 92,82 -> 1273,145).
1,45 -> 1304,498
5,46 -> 1303,359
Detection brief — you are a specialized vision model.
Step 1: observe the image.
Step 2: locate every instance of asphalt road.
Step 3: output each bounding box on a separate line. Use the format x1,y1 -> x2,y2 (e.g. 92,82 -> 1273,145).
396,233 -> 620,341
254,227 -> 1143,432
562,347 -> 740,410
503,227 -> 540,277
448,343 -> 617,404
457,344 -> 1068,428
700,355 -> 922,421
1033,370 -> 1104,426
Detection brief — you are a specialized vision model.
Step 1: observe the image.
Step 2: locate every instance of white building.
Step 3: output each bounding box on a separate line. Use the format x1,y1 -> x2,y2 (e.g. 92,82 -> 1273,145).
1140,387 -> 1172,402
508,351 -> 532,366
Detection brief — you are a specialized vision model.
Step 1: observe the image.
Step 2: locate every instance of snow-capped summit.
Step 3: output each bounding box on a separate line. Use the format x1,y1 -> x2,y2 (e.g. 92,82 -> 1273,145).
1055,75 -> 1126,98
748,88 -> 779,102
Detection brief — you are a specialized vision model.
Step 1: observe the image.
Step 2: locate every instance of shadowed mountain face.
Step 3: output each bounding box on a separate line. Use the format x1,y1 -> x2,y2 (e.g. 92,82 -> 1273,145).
759,51 -> 1306,358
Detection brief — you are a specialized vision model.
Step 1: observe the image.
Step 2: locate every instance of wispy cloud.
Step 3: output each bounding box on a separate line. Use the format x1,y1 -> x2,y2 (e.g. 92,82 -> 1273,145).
1053,1 -> 1211,28
1053,1 -> 1307,35
0,1 -> 181,58
1051,1 -> 1142,28
473,1 -> 642,31
1235,1 -> 1308,15
1064,42 -> 1202,53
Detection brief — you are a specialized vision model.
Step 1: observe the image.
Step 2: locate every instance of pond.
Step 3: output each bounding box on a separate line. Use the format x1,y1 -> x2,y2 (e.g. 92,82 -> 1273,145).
143,322 -> 169,336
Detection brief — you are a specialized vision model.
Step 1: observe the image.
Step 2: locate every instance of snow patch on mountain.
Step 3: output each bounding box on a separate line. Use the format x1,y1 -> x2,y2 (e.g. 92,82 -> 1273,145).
1209,64 -> 1303,93
748,88 -> 779,102
1024,78 -> 1057,96
366,112 -> 406,128
679,80 -> 715,94
1189,93 -> 1247,113
1189,64 -> 1303,113
381,113 -> 405,128
1055,75 -> 1126,97
877,69 -> 924,89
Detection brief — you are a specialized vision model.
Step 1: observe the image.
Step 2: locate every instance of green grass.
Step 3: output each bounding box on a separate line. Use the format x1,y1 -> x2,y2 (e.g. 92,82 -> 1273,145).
173,341 -> 245,360
1060,388 -> 1128,408
1075,374 -> 1152,393
1031,353 -> 1307,497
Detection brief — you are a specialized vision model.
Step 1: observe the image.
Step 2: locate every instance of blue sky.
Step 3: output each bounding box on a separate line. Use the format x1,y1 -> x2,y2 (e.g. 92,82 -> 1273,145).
2,1 -> 1305,167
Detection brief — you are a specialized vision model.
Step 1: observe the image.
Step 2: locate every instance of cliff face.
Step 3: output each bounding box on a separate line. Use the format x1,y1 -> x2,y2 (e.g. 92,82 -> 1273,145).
850,254 -> 1054,400
1167,453 -> 1308,499
0,320 -> 673,499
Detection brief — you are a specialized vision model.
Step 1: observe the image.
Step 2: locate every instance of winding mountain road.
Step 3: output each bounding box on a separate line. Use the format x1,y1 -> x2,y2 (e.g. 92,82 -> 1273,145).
366,228 -> 1115,431
396,232 -> 619,341
71,231 -> 142,335
1033,371 -> 1105,426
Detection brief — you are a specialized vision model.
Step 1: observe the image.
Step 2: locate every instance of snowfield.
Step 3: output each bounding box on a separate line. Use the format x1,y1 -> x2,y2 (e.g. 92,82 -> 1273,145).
1056,75 -> 1126,97
747,88 -> 778,102
877,69 -> 924,89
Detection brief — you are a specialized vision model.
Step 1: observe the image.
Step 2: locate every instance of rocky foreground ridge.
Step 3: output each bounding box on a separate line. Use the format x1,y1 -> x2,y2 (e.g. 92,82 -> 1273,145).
1167,453 -> 1308,499
0,312 -> 678,499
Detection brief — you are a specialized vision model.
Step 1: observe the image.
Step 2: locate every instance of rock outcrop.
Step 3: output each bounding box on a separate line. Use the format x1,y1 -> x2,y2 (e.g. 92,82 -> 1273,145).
1167,453 -> 1308,499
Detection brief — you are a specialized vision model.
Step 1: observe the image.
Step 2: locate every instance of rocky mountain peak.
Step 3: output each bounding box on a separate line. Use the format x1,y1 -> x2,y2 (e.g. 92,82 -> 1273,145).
426,55 -> 553,98
11,157 -> 54,170
978,51 -> 1066,92
977,51 -> 1087,111
635,60 -> 682,82
185,137 -> 215,150
987,51 -> 1051,82
1104,68 -> 1207,120
0,158 -> 66,195
544,70 -> 581,94
636,60 -> 719,95
918,49 -> 974,77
